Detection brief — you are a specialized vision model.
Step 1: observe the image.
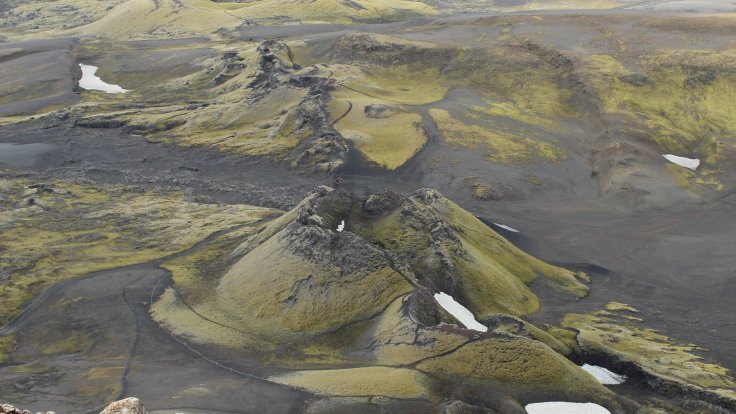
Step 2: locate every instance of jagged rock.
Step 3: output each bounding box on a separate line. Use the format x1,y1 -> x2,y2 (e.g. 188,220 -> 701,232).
242,40 -> 349,174
303,214 -> 324,226
363,191 -> 402,216
412,188 -> 442,204
0,404 -> 54,414
328,33 -> 432,64
210,49 -> 246,86
470,183 -> 493,201
248,40 -> 292,91
28,183 -> 53,194
363,104 -> 392,119
99,397 -> 147,414
74,118 -> 128,129
619,73 -> 653,86
406,288 -> 448,326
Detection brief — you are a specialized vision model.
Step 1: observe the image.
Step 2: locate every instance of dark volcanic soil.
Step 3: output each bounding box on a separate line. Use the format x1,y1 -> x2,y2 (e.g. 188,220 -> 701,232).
0,118 -> 327,210
1,7 -> 735,413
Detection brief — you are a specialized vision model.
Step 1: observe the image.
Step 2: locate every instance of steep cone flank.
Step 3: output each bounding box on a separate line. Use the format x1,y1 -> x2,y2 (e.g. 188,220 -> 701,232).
217,187 -> 588,335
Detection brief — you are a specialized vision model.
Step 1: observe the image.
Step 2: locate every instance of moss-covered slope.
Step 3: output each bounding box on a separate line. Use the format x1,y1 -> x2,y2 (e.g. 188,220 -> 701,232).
150,186 -> 617,411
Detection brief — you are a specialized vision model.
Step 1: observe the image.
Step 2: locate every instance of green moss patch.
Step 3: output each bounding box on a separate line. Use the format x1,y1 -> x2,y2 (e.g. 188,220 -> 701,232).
562,310 -> 736,403
430,108 -> 567,165
270,366 -> 437,399
416,336 -> 615,405
0,177 -> 277,325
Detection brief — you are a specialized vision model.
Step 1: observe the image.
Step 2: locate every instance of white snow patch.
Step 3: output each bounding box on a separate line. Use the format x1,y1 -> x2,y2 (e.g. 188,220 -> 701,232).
433,292 -> 487,332
493,223 -> 520,233
79,64 -> 128,93
581,364 -> 627,385
526,402 -> 611,414
336,220 -> 345,232
663,154 -> 699,170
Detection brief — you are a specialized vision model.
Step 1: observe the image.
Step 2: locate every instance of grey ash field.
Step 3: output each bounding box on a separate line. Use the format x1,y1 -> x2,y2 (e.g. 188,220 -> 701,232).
1,1 -> 736,413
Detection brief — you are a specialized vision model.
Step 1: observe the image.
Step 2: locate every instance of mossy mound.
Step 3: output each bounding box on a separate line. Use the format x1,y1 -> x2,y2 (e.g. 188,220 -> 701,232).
329,89 -> 428,170
416,336 -> 616,405
155,186 -> 587,345
581,51 -> 736,190
216,221 -> 413,333
561,309 -> 736,410
350,188 -> 589,318
149,186 -> 621,409
77,40 -> 349,174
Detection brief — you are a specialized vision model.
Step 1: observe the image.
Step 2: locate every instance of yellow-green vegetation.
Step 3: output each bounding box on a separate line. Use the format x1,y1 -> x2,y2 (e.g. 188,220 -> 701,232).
430,109 -> 567,164
0,335 -> 14,363
428,194 -> 587,317
147,187 -> 622,405
582,52 -> 736,180
0,177 -> 277,325
151,222 -> 280,352
487,314 -> 572,356
71,366 -> 124,401
352,189 -> 588,318
329,89 -> 427,169
562,310 -> 736,401
40,329 -> 95,356
369,297 -> 470,366
545,325 -> 579,351
319,47 -> 447,169
270,366 -> 436,399
447,46 -> 578,129
86,44 -> 321,161
223,0 -> 436,25
162,88 -> 309,157
152,286 -> 273,351
154,188 -> 412,347
605,301 -> 639,313
337,64 -> 448,106
416,337 -> 615,404
469,181 -> 493,201
216,232 -> 413,333
0,0 -> 437,40
467,83 -> 575,133
70,0 -> 243,40
0,0 -> 127,37
162,224 -> 267,303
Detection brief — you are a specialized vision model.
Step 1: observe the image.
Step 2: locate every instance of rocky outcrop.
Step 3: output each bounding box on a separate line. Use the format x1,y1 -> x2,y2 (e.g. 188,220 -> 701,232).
328,33 -> 456,66
99,398 -> 147,414
246,40 -> 349,174
210,50 -> 246,86
0,404 -> 54,414
0,398 -> 146,414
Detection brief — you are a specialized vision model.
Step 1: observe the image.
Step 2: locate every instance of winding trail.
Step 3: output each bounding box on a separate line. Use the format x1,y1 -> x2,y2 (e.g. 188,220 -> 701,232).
330,100 -> 353,127
1,219 -> 311,414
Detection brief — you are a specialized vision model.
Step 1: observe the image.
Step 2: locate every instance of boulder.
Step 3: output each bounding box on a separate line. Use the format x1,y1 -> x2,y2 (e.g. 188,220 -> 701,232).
99,398 -> 147,414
